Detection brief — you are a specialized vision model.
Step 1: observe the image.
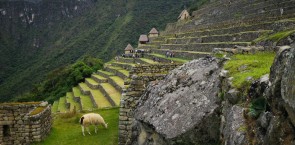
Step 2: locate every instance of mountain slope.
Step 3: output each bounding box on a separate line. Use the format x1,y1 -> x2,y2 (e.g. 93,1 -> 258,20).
0,0 -> 195,102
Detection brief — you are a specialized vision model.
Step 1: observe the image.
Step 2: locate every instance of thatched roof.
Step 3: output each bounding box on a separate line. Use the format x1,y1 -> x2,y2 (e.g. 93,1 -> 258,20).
125,44 -> 134,51
139,35 -> 149,42
178,9 -> 189,19
149,28 -> 159,34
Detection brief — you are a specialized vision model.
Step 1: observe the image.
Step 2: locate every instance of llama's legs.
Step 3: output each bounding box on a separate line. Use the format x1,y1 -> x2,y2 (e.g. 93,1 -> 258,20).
95,126 -> 97,134
87,127 -> 91,135
81,126 -> 85,136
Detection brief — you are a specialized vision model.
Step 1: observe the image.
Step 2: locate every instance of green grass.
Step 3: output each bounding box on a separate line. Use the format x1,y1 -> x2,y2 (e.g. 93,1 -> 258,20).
97,70 -> 114,76
253,29 -> 295,43
110,76 -> 124,88
224,52 -> 275,89
33,108 -> 119,145
112,62 -> 136,67
92,74 -> 107,81
66,92 -> 81,111
73,87 -> 93,111
90,90 -> 112,108
107,66 -> 129,77
100,83 -> 121,106
52,101 -> 59,113
79,83 -> 91,92
140,58 -> 159,64
58,97 -> 68,113
86,78 -> 99,86
150,53 -> 190,63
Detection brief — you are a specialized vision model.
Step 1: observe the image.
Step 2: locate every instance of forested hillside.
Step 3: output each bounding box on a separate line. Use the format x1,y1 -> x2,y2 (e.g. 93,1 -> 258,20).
0,0 -> 201,102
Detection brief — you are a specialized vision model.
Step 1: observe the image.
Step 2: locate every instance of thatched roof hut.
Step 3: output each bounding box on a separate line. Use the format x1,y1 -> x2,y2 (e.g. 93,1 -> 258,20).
124,44 -> 134,54
178,9 -> 190,20
148,28 -> 159,37
139,35 -> 149,44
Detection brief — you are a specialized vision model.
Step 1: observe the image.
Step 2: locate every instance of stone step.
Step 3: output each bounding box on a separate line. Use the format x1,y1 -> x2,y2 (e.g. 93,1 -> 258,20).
99,83 -> 121,106
51,100 -> 59,113
111,62 -> 135,71
160,42 -> 251,52
79,83 -> 91,96
108,76 -> 124,92
85,78 -> 99,89
89,89 -> 112,108
91,74 -> 108,83
167,30 -> 272,44
96,70 -> 114,78
138,58 -> 160,65
73,87 -> 93,111
66,92 -> 81,111
151,49 -> 210,60
104,65 -> 129,80
57,96 -> 68,113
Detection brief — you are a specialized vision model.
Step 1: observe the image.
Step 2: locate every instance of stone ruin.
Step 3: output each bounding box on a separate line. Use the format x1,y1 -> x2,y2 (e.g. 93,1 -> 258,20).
0,102 -> 51,145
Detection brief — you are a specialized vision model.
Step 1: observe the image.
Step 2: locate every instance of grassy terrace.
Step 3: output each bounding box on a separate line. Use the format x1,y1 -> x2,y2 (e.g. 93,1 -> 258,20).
86,78 -> 99,86
52,101 -> 59,113
90,89 -> 112,108
161,42 -> 252,45
34,108 -> 119,145
66,92 -> 81,111
79,83 -> 91,92
100,83 -> 121,106
107,66 -> 129,77
73,87 -> 93,110
92,74 -> 107,82
112,62 -> 136,67
140,58 -> 159,64
110,76 -> 124,88
224,52 -> 276,89
58,97 -> 68,113
156,49 -> 211,54
150,53 -> 190,63
97,70 -> 114,76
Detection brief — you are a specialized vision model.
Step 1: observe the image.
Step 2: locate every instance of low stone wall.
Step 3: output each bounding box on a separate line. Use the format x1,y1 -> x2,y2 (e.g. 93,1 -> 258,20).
119,64 -> 181,145
0,102 -> 51,144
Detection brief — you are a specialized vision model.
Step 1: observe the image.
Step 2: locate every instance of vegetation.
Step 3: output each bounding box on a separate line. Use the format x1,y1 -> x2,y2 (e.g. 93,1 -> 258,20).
223,52 -> 275,89
33,108 -> 119,145
13,56 -> 103,103
253,29 -> 295,44
0,0 -> 196,102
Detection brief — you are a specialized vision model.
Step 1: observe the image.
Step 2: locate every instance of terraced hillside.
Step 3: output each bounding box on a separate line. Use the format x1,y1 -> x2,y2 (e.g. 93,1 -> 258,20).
52,0 -> 295,113
142,0 -> 295,57
52,55 -> 189,113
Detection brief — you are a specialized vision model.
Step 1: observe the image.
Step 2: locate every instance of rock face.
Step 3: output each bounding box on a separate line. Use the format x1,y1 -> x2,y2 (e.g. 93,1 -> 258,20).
133,57 -> 222,145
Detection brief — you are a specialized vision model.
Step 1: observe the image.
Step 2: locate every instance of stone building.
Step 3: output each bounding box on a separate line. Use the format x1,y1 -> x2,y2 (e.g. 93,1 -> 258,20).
178,9 -> 190,21
125,44 -> 134,54
0,102 -> 51,145
148,28 -> 159,38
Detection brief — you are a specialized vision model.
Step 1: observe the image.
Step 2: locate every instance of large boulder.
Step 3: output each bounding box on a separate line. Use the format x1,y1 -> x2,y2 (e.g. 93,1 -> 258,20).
133,57 -> 222,145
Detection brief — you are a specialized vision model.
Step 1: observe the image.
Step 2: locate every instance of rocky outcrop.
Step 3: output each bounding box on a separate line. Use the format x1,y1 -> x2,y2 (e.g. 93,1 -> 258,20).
132,57 -> 223,145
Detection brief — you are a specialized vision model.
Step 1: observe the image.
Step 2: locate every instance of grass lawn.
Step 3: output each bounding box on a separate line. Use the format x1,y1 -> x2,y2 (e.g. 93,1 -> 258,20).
224,52 -> 275,89
79,83 -> 91,92
92,74 -> 107,81
33,108 -> 119,145
98,70 -> 114,76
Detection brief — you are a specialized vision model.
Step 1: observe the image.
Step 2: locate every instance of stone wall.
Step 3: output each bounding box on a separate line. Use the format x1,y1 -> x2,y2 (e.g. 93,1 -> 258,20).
0,102 -> 51,145
118,64 -> 181,145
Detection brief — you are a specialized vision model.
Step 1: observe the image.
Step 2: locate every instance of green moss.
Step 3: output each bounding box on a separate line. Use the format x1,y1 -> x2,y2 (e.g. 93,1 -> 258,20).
224,52 -> 275,89
30,106 -> 46,116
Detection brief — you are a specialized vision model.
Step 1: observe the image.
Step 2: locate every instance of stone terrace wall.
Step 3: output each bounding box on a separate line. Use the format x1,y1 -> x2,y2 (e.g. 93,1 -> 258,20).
119,64 -> 182,145
0,102 -> 51,145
